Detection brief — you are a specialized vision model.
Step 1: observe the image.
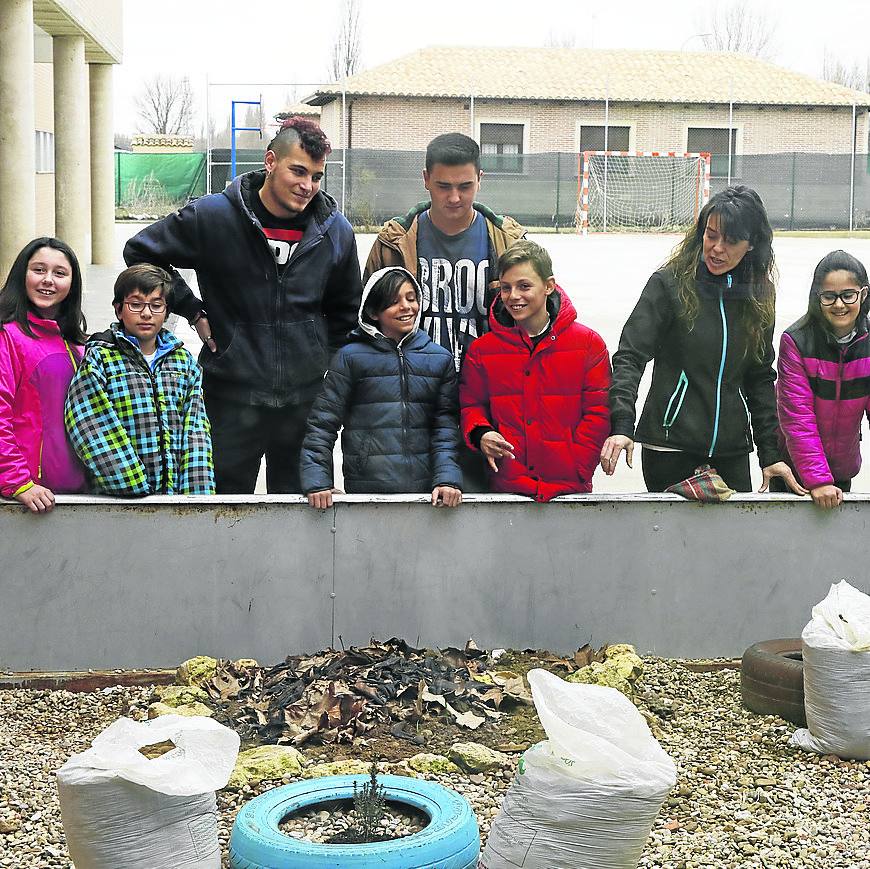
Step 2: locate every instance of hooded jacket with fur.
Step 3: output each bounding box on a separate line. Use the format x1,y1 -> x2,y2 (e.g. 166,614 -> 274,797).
777,287 -> 870,488
123,170 -> 362,408
460,287 -> 611,502
299,267 -> 462,495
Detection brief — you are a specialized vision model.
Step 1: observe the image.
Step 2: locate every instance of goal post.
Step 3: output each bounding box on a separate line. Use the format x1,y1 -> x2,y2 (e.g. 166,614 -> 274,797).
575,151 -> 711,234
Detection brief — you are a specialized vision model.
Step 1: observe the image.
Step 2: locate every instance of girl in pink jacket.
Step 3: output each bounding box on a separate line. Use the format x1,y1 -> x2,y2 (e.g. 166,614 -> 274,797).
0,238 -> 88,513
776,250 -> 870,509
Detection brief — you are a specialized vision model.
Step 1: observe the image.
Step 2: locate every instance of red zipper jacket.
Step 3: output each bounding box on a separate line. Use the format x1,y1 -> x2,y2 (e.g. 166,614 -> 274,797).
460,287 -> 611,501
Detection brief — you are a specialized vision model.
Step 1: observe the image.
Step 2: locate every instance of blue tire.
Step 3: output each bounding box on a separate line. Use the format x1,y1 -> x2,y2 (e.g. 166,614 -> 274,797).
229,774 -> 479,869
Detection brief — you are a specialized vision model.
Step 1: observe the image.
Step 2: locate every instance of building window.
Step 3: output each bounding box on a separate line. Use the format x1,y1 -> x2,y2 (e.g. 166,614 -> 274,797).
35,131 -> 54,173
578,125 -> 631,153
687,127 -> 738,177
480,123 -> 524,173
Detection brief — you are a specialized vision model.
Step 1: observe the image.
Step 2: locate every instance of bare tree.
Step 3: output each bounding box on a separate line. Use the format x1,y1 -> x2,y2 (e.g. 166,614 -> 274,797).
698,1 -> 777,59
136,75 -> 195,136
822,50 -> 870,93
544,28 -> 576,49
329,0 -> 362,81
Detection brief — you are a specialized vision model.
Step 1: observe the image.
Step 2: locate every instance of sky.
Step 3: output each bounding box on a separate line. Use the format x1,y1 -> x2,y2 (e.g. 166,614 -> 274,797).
114,0 -> 870,136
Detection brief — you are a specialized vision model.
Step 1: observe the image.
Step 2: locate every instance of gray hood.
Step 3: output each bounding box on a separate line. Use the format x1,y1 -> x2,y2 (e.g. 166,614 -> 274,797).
358,266 -> 423,347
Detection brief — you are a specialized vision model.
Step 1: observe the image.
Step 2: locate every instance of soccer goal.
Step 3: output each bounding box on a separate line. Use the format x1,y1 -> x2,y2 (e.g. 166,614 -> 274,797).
575,151 -> 711,234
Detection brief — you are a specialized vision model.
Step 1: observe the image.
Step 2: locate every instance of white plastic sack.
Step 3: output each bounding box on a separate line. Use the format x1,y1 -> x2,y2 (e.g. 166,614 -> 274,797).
480,669 -> 676,869
791,581 -> 870,759
57,715 -> 240,869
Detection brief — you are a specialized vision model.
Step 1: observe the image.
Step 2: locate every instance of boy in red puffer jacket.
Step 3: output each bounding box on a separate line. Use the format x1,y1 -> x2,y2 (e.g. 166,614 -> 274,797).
459,240 -> 611,501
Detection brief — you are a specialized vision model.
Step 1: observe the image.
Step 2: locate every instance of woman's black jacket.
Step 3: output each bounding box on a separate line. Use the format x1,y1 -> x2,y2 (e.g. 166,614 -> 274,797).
609,265 -> 782,467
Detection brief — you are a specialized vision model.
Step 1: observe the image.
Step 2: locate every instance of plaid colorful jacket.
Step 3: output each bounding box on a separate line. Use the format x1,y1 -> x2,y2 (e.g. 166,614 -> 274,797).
64,325 -> 215,496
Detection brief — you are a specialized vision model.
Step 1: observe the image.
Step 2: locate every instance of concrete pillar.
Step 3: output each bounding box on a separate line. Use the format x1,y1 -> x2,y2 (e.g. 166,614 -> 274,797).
53,35 -> 91,263
89,64 -> 114,264
0,0 -> 36,278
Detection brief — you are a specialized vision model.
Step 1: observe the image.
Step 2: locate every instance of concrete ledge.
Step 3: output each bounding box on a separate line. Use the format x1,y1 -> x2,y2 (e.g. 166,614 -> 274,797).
0,493 -> 858,670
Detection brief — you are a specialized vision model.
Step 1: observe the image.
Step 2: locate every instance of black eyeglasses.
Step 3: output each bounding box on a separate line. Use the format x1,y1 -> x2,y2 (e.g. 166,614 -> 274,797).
818,289 -> 866,306
124,300 -> 167,314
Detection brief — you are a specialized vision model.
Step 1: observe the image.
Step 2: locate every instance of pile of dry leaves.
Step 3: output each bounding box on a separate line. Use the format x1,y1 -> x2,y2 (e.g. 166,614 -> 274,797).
200,639 -> 599,747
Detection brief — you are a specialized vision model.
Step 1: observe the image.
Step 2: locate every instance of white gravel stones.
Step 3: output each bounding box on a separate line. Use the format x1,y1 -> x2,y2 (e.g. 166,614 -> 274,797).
4,659 -> 870,867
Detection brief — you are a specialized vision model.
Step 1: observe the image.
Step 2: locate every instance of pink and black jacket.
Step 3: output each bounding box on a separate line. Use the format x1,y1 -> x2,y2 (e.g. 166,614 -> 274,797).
777,302 -> 870,489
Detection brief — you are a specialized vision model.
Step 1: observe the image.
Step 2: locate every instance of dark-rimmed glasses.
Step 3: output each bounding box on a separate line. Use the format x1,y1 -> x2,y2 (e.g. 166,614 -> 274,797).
124,300 -> 167,314
817,289 -> 865,306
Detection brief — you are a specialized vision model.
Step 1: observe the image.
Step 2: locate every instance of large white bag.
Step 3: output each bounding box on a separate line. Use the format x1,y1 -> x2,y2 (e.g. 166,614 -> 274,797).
57,715 -> 240,869
480,669 -> 676,869
791,581 -> 870,759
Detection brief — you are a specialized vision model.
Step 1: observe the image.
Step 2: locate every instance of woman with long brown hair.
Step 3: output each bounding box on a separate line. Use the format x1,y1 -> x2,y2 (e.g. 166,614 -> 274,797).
600,185 -> 804,493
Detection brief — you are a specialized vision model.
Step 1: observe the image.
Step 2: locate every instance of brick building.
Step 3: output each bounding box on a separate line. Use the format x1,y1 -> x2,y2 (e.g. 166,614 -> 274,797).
305,46 -> 870,168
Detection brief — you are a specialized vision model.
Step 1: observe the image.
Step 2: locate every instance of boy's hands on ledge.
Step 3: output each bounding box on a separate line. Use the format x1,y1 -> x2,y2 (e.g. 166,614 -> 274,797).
307,488 -> 344,509
600,435 -> 634,475
432,486 -> 462,508
480,431 -> 515,473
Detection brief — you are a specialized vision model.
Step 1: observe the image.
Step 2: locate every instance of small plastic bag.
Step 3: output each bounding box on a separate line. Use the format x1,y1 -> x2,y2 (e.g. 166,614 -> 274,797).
480,669 -> 676,869
57,715 -> 240,869
791,581 -> 870,759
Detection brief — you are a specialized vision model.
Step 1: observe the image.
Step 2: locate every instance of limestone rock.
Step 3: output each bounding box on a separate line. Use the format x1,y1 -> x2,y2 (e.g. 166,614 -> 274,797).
566,643 -> 644,696
233,658 -> 259,670
155,684 -> 210,707
449,741 -> 509,773
300,759 -> 371,779
227,745 -> 304,790
147,701 -> 213,719
176,655 -> 218,687
408,753 -> 462,775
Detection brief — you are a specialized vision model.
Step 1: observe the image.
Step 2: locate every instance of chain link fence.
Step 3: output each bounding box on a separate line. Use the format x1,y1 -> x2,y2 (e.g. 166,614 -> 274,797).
116,149 -> 870,231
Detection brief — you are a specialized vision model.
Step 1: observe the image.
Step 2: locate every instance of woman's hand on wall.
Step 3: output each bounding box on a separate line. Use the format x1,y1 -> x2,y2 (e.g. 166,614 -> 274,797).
15,484 -> 56,514
758,462 -> 808,496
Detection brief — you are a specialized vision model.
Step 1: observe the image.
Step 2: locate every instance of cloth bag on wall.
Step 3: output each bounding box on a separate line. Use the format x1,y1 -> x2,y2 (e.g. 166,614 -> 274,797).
791,580 -> 870,759
479,669 -> 676,869
57,715 -> 240,869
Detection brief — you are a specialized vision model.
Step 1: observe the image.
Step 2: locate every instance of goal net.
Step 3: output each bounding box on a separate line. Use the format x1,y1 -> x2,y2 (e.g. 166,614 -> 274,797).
575,151 -> 711,234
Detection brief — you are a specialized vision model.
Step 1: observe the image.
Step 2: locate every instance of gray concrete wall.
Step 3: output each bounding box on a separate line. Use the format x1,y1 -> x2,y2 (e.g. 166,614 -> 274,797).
0,494 -> 860,670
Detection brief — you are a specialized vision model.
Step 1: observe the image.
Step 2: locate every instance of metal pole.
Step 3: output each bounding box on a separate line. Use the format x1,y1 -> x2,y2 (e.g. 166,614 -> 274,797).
554,151 -> 561,229
341,81 -> 347,214
603,83 -> 609,233
230,99 -> 237,183
849,102 -> 857,233
789,152 -> 797,231
470,91 -> 475,138
205,73 -> 211,195
727,78 -> 733,187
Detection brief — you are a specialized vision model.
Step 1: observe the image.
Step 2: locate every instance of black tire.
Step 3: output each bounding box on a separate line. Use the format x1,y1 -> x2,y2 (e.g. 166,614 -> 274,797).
741,638 -> 806,726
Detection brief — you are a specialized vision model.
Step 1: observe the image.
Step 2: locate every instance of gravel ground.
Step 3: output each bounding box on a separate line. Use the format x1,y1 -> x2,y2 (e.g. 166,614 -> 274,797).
2,659 -> 869,868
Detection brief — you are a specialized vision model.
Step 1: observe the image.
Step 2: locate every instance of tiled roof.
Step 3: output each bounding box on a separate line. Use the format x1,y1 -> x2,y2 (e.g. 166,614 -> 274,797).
304,46 -> 870,107
277,102 -> 321,117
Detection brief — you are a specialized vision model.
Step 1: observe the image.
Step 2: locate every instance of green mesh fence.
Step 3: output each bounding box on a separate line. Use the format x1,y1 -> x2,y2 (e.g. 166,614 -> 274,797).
115,152 -> 206,209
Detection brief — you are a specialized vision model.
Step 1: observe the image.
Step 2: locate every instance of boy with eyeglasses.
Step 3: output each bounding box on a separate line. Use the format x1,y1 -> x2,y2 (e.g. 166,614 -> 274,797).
64,264 -> 215,495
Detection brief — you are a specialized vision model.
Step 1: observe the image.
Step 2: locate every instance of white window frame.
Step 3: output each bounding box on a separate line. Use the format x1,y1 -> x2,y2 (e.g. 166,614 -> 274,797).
574,121 -> 635,154
475,118 -> 530,174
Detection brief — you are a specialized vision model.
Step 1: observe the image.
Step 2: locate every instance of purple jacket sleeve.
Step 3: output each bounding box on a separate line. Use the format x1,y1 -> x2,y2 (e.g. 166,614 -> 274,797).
776,332 -> 833,488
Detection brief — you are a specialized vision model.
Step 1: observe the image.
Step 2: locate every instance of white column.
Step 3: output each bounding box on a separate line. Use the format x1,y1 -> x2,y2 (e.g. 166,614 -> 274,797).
53,35 -> 91,262
89,63 -> 114,264
0,0 -> 36,278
